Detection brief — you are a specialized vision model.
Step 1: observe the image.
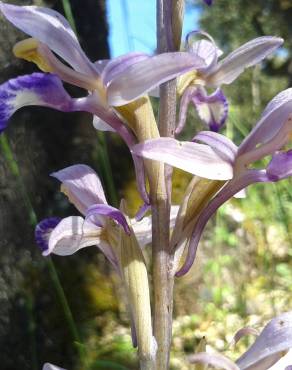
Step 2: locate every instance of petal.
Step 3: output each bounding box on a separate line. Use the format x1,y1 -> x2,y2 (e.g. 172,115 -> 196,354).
45,216 -> 102,256
188,352 -> 239,370
51,164 -> 107,216
106,52 -> 206,106
43,364 -> 66,370
239,88 -> 292,155
192,87 -> 229,131
268,350 -> 292,370
132,138 -> 234,180
86,204 -> 131,235
0,73 -> 73,132
194,130 -> 238,163
236,312 -> 292,370
35,217 -> 62,253
267,150 -> 292,181
176,169 -> 269,276
186,30 -> 223,73
45,216 -> 118,269
102,52 -> 149,86
93,59 -> 110,75
176,86 -> 196,135
0,2 -> 94,75
93,115 -> 116,132
207,36 -> 283,86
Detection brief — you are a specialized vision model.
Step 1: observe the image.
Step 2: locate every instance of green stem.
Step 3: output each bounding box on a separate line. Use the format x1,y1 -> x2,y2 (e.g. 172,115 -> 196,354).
61,0 -> 78,34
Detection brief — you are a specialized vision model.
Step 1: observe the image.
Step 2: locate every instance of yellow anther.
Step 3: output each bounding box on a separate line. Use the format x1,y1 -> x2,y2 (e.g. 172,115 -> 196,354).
177,70 -> 197,96
13,38 -> 53,73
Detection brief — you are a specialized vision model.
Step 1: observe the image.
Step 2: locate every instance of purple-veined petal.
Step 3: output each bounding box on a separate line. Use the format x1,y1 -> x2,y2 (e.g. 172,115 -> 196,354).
186,30 -> 223,73
176,169 -> 269,276
132,138 -> 234,180
236,311 -> 292,370
35,217 -> 61,253
106,52 -> 206,106
51,164 -> 107,216
206,36 -> 283,87
0,2 -> 95,75
43,364 -> 66,370
86,204 -> 131,235
102,52 -> 149,86
192,87 -> 229,131
44,216 -> 118,268
239,88 -> 292,155
267,150 -> 292,181
188,352 -> 239,370
93,115 -> 116,132
194,130 -> 238,164
176,86 -> 196,134
0,73 -> 73,132
45,216 -> 101,256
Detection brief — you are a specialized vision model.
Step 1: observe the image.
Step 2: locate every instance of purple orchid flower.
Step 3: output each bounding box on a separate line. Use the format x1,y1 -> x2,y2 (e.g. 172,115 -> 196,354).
189,311 -> 292,370
98,30 -> 282,125
35,165 -> 138,268
203,0 -> 213,5
0,2 -> 152,204
35,164 -> 179,266
132,88 -> 292,275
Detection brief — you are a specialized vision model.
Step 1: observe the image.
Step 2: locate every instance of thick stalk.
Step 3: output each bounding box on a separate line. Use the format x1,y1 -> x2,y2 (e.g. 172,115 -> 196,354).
153,1 -> 184,369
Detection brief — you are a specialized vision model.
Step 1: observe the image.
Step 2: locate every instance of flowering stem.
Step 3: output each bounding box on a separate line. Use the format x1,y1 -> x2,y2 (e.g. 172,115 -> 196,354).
152,1 -> 184,369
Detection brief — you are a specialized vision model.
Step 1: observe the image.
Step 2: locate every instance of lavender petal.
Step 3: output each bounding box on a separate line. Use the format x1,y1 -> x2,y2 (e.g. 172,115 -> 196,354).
86,204 -> 131,235
132,138 -> 234,180
106,52 -> 207,106
0,2 -> 95,75
45,216 -> 103,256
236,312 -> 292,370
239,88 -> 292,155
207,36 -> 283,87
102,52 -> 149,86
0,73 -> 73,133
186,30 -> 222,73
194,130 -> 238,164
176,86 -> 196,134
267,150 -> 292,181
35,217 -> 61,252
192,87 -> 229,131
51,164 -> 107,216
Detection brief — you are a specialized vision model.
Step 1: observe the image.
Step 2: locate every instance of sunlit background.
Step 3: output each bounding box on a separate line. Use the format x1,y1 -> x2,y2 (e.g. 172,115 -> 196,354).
0,1 -> 291,369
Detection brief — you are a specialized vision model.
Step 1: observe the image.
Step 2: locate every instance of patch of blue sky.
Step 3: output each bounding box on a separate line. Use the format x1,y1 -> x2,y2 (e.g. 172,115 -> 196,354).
106,0 -> 200,57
